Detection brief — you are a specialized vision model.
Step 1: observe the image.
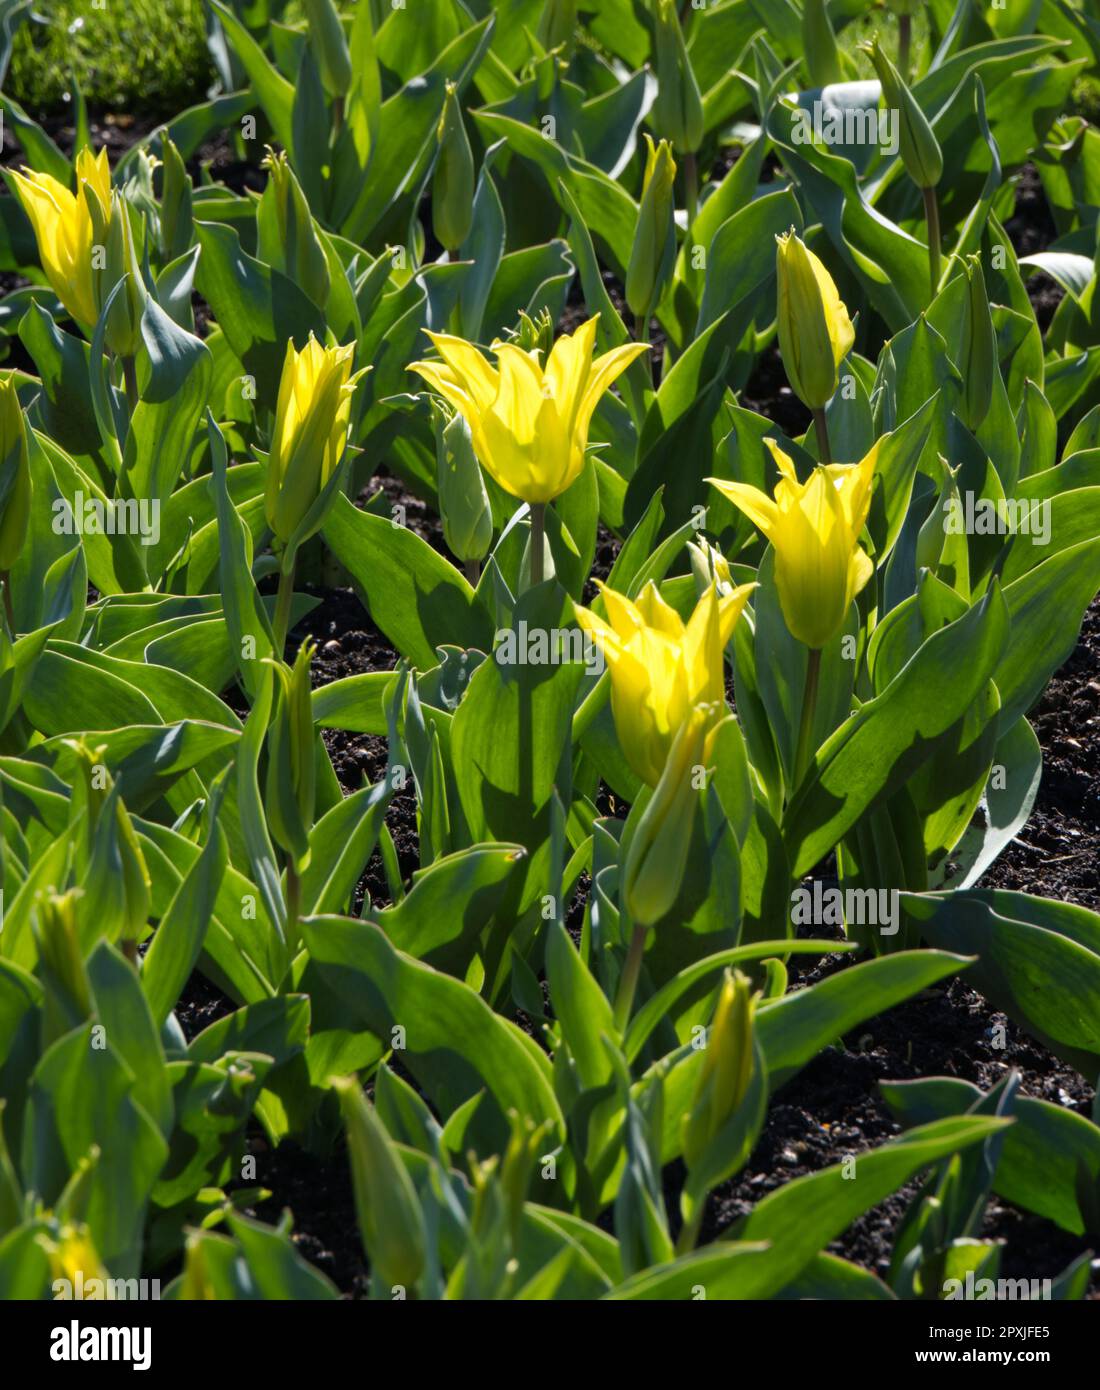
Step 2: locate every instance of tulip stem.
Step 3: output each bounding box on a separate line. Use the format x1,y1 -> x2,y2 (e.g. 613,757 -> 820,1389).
812,409 -> 832,466
284,861 -> 301,980
274,559 -> 296,655
464,557 -> 480,587
922,185 -> 942,303
676,1205 -> 704,1256
613,922 -> 648,1032
683,150 -> 699,226
122,355 -> 139,416
529,502 -> 546,587
793,647 -> 822,792
898,14 -> 912,77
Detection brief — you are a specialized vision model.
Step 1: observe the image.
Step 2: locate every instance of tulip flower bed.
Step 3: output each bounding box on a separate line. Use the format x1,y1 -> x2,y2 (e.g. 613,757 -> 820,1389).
0,0 -> 1099,1312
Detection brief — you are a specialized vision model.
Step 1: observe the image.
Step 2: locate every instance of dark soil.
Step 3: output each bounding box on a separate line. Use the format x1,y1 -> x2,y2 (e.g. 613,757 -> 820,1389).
981,598 -> 1100,910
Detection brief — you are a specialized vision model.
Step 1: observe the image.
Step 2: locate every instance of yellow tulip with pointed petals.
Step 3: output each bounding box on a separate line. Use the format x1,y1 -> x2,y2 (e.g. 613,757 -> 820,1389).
708,440 -> 879,650
265,335 -> 367,546
574,579 -> 754,787
408,315 -> 649,505
9,148 -> 112,329
775,229 -> 854,412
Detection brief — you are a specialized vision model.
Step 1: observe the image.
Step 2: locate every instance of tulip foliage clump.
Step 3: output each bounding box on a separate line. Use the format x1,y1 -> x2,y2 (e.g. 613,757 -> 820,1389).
0,0 -> 1099,1304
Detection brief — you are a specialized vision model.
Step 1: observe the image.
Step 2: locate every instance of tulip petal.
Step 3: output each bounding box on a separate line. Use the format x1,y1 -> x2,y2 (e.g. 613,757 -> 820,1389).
707,477 -> 781,540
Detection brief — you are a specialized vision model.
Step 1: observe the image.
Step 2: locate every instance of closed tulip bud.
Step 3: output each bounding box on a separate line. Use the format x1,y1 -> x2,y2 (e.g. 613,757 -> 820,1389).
688,537 -> 734,598
0,374 -> 31,573
334,1077 -> 426,1292
260,149 -> 330,311
432,82 -> 475,255
89,785 -> 152,955
264,641 -> 317,875
264,335 -> 366,549
681,969 -> 757,1169
708,438 -> 879,650
960,255 -> 994,432
160,137 -> 193,262
622,704 -> 709,928
515,307 -> 555,360
575,579 -> 754,787
434,401 -> 493,564
861,37 -> 942,189
100,192 -> 148,359
651,0 -> 704,153
500,1112 -> 553,1249
9,147 -> 111,330
802,0 -> 842,88
302,0 -> 352,98
33,890 -> 93,1041
775,229 -> 855,412
410,316 -> 648,505
626,135 -> 677,322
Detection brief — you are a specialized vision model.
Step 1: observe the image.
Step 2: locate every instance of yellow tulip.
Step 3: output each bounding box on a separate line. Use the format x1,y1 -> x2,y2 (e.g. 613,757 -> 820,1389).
681,968 -> 757,1170
775,229 -> 854,412
265,335 -> 366,546
707,439 -> 879,650
9,148 -> 112,329
574,579 -> 754,787
408,315 -> 649,505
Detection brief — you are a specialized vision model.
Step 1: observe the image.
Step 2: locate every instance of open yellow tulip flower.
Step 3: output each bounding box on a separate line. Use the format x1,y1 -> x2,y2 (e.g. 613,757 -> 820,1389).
775,229 -> 854,413
408,315 -> 649,505
9,148 -> 112,329
574,578 -> 754,787
708,439 -> 879,651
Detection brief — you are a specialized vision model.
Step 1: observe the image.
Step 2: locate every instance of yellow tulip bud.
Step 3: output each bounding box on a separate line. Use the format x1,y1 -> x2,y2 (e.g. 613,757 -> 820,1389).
959,254 -> 995,433
0,374 -> 31,573
264,640 -> 317,875
433,401 -> 493,564
160,137 -> 193,263
707,438 -> 879,650
622,704 -> 710,928
101,191 -> 148,359
861,36 -> 942,190
409,316 -> 649,505
260,149 -> 331,311
775,229 -> 855,412
574,579 -> 754,787
9,147 -> 112,330
681,968 -> 757,1169
651,0 -> 704,154
334,1076 -> 426,1293
264,335 -> 366,548
626,135 -> 677,322
432,81 -> 475,255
